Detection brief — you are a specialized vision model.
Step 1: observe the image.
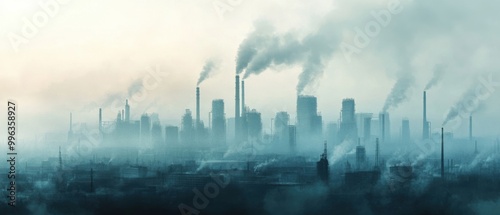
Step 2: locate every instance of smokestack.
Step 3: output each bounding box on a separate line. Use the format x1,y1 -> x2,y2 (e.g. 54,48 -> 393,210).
196,87 -> 200,130
441,127 -> 444,178
235,75 -> 240,139
235,75 -> 240,119
125,99 -> 130,122
469,115 -> 473,141
242,80 -> 245,114
423,91 -> 429,139
99,108 -> 102,132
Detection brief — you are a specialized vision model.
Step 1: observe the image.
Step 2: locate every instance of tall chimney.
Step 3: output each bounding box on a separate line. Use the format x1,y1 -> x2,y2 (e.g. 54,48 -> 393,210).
469,115 -> 473,141
441,127 -> 444,178
242,80 -> 246,115
196,87 -> 200,130
125,99 -> 130,122
99,108 -> 102,132
423,91 -> 429,139
235,75 -> 240,139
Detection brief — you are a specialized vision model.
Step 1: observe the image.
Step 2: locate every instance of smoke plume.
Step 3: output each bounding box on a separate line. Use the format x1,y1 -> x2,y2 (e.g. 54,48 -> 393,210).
424,64 -> 447,90
236,17 -> 340,95
442,80 -> 486,127
197,59 -> 219,86
382,74 -> 415,112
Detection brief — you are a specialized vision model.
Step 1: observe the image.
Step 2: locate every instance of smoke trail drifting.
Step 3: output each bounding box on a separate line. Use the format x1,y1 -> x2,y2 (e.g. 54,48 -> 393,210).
424,64 -> 446,90
382,74 -> 415,112
197,59 -> 218,86
235,22 -> 275,75
236,18 -> 340,94
442,83 -> 484,127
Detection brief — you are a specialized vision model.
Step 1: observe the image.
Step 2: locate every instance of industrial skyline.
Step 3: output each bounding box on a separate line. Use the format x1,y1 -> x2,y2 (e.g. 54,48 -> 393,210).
1,0 -> 500,140
1,0 -> 500,214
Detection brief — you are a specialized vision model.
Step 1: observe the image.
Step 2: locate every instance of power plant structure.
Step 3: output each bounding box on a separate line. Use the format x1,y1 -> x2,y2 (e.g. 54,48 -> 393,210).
296,95 -> 323,149
338,98 -> 357,143
37,67 -> 500,215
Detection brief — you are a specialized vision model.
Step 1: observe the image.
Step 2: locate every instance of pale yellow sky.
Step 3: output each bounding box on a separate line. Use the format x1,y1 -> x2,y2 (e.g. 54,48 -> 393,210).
0,0 -> 499,141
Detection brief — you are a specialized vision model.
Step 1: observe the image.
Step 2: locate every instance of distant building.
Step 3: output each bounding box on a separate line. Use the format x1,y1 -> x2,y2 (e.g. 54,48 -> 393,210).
211,99 -> 226,145
356,113 -> 372,142
401,118 -> 410,145
165,126 -> 179,145
181,109 -> 195,145
110,100 -> 140,147
338,99 -> 357,142
316,142 -> 329,184
274,111 -> 290,148
245,109 -> 262,140
296,95 -> 322,146
379,112 -> 391,142
151,121 -> 162,146
140,113 -> 151,145
356,145 -> 366,170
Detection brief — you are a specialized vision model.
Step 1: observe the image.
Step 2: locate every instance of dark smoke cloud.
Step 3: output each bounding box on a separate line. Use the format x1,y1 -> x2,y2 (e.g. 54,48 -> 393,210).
425,64 -> 447,90
236,17 -> 340,95
382,73 -> 415,112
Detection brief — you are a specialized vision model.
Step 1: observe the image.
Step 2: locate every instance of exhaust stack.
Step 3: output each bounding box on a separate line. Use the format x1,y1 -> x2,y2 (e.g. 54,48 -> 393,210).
125,99 -> 130,122
235,75 -> 240,140
423,91 -> 429,139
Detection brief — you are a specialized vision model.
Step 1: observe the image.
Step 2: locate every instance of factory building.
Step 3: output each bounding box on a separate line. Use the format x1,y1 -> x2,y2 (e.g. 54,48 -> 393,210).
401,118 -> 411,145
211,99 -> 226,145
296,95 -> 323,147
180,109 -> 195,145
274,111 -> 290,149
165,126 -> 179,145
245,109 -> 262,140
140,113 -> 151,145
338,99 -> 357,143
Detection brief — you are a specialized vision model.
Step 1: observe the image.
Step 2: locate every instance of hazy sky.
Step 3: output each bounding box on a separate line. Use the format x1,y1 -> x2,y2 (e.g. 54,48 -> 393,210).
1,0 -> 499,141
